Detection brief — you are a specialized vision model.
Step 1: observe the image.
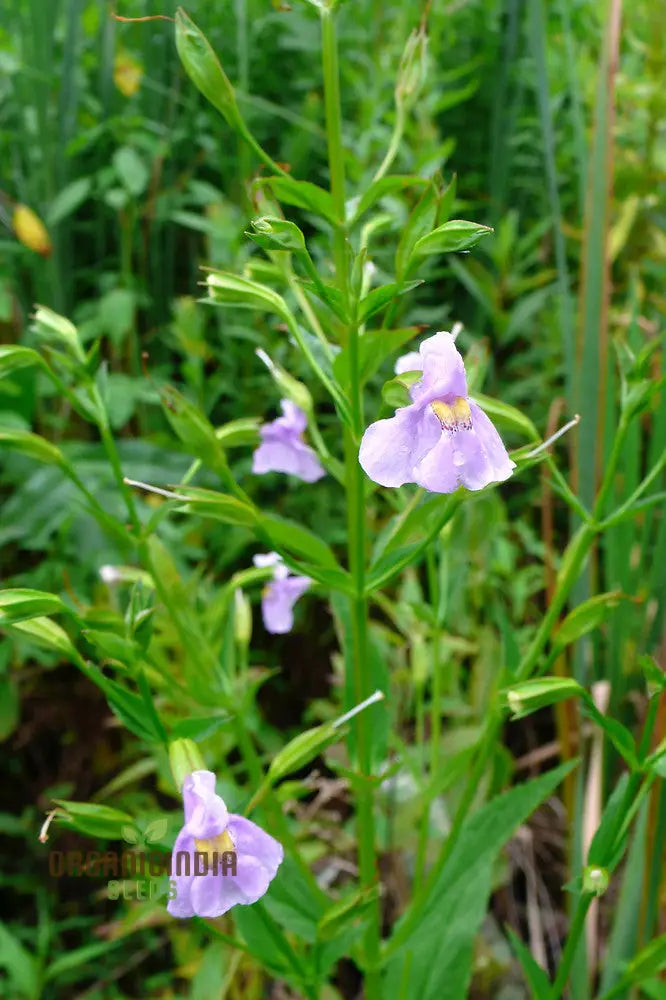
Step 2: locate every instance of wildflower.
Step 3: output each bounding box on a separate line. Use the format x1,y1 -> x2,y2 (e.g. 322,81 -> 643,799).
252,400 -> 325,484
360,330 -> 515,492
168,770 -> 283,919
253,552 -> 311,635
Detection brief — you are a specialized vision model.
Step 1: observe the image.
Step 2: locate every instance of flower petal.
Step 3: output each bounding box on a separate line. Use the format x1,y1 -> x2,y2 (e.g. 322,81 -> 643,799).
414,402 -> 515,493
182,770 -> 229,839
227,814 -> 284,881
189,868 -> 250,918
412,435 -> 460,493
167,829 -> 196,918
412,330 -> 468,406
394,350 -> 423,375
262,576 -> 311,634
359,404 -> 440,488
252,436 -> 325,483
277,399 -> 307,435
457,402 -> 516,490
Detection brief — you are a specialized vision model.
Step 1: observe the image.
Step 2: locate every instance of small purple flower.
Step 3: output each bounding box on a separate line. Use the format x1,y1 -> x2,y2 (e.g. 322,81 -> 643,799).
252,400 -> 325,483
253,553 -> 311,635
360,330 -> 516,493
168,770 -> 283,919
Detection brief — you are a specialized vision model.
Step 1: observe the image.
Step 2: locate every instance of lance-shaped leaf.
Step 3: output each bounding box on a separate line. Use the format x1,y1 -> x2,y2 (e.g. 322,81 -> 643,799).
0,428 -> 67,467
554,591 -> 624,650
0,345 -> 46,378
413,219 -> 493,256
247,217 -> 306,252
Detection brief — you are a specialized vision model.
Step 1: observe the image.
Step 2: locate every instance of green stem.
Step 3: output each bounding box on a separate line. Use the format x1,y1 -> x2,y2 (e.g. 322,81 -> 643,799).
372,103 -> 406,183
549,895 -> 593,999
321,9 -> 381,997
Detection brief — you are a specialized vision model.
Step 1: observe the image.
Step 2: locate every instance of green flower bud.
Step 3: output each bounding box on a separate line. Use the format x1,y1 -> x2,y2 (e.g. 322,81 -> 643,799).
396,24 -> 428,111
168,738 -> 207,790
256,348 -> 313,415
248,216 -> 306,253
233,588 -> 253,647
33,305 -> 85,363
175,8 -> 243,132
582,865 -> 609,897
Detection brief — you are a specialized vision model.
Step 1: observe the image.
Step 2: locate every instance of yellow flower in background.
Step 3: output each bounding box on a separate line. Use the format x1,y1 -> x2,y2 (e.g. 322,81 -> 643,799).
113,50 -> 143,98
12,205 -> 52,257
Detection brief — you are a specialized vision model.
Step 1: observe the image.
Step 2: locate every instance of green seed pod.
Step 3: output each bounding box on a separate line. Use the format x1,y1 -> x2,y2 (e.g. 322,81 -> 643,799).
175,8 -> 243,132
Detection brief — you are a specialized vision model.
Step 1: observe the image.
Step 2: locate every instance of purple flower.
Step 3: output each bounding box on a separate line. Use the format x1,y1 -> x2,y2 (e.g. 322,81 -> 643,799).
360,331 -> 516,493
167,770 -> 283,919
252,400 -> 325,483
253,553 -> 311,634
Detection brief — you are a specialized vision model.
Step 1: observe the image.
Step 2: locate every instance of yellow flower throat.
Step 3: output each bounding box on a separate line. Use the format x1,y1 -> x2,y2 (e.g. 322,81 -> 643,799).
194,829 -> 235,862
430,397 -> 472,431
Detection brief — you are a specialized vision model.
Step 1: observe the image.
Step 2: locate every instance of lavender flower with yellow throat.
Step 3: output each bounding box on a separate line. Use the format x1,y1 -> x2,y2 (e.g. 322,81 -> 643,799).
360,330 -> 515,493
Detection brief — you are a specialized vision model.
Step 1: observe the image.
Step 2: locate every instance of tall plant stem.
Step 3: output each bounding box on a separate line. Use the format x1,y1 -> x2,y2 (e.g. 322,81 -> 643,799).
321,9 -> 381,996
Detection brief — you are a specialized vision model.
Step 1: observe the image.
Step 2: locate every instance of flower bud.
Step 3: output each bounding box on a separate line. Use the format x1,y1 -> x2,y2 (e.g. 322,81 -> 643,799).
33,305 -> 86,363
248,217 -> 306,253
395,24 -> 428,111
13,204 -> 52,257
582,865 -> 609,897
168,739 -> 207,791
175,8 -> 243,132
255,348 -> 313,416
233,588 -> 252,647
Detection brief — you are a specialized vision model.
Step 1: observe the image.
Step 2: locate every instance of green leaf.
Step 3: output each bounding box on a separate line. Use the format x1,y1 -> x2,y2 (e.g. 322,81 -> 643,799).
395,179 -> 439,278
413,219 -> 493,256
266,176 -> 338,225
0,589 -> 70,625
81,667 -> 166,744
113,146 -> 149,197
0,676 -> 19,740
350,174 -> 429,224
380,370 -> 421,409
0,427 -> 67,467
160,386 -> 227,472
170,715 -> 231,740
260,513 -> 341,570
554,592 -> 624,649
0,922 -> 40,998
506,928 -> 551,998
47,177 -> 92,226
0,345 -> 46,378
43,939 -> 125,982
334,328 -> 418,388
7,616 -> 77,657
471,393 -> 539,440
358,280 -> 422,322
52,799 -> 134,839
612,934 -> 666,992
383,760 -> 578,1000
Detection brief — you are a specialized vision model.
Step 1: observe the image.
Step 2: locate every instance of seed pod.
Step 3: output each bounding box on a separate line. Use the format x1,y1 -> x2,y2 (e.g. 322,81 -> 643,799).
174,8 -> 243,132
